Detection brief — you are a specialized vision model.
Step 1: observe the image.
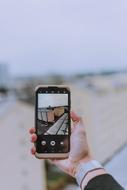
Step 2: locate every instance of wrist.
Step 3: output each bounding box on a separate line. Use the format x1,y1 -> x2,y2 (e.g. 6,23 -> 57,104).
74,160 -> 106,189
70,156 -> 92,177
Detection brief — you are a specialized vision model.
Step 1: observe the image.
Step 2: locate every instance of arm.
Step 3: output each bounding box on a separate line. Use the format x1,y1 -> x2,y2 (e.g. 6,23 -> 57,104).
84,174 -> 125,190
29,112 -> 125,190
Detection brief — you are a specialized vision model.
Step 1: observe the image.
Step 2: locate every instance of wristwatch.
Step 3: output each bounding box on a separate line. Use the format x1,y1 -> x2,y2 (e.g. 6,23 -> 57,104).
75,160 -> 104,187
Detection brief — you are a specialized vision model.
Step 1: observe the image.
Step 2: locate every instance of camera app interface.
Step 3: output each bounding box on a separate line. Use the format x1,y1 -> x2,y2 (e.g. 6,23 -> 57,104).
37,92 -> 70,153
38,93 -> 69,135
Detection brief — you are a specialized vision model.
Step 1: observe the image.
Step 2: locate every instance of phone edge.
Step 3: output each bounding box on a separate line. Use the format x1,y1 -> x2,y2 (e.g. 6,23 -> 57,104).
34,85 -> 71,159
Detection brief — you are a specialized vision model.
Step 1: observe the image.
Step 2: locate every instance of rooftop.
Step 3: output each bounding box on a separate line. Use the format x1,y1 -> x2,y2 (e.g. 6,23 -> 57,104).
105,145 -> 127,189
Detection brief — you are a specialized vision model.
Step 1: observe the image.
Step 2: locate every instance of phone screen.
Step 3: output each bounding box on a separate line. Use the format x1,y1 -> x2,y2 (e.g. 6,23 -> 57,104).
35,87 -> 70,154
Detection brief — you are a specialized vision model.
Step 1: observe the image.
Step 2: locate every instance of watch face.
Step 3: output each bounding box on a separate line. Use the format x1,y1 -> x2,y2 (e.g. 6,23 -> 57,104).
35,86 -> 71,154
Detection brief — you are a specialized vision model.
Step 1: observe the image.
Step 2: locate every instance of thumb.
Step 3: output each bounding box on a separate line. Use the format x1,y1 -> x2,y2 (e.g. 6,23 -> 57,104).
71,111 -> 81,122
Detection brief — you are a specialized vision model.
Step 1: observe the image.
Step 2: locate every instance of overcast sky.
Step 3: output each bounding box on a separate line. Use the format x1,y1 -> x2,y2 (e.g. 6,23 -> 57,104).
38,94 -> 68,107
0,0 -> 127,76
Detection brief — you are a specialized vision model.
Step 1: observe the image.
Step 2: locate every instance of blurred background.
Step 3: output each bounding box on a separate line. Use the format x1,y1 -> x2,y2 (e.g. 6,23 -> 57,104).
0,0 -> 127,190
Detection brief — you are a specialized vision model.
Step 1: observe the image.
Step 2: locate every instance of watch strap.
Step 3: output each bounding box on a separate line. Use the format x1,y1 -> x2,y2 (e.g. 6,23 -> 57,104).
75,160 -> 104,187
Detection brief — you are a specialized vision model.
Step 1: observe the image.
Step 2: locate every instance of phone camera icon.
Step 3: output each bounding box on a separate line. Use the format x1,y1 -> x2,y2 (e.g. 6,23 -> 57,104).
50,141 -> 56,146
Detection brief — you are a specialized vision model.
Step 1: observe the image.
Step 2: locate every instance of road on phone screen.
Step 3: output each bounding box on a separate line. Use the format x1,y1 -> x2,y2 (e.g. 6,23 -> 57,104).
0,100 -> 46,190
45,113 -> 68,135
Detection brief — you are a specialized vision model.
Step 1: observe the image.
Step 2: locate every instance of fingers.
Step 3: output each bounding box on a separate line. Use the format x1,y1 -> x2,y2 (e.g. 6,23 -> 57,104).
31,146 -> 36,155
31,134 -> 37,142
29,128 -> 36,155
29,128 -> 36,134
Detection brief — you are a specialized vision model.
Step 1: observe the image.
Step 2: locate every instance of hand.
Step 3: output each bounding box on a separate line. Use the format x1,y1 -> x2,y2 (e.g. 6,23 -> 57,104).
29,111 -> 92,177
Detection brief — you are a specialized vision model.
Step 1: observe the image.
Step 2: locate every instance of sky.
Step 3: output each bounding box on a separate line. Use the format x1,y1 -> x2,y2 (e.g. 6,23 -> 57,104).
0,0 -> 127,76
38,94 -> 68,107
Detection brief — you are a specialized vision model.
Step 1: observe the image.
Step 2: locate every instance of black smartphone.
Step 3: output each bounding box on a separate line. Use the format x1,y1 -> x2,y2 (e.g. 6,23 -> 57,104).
35,85 -> 71,159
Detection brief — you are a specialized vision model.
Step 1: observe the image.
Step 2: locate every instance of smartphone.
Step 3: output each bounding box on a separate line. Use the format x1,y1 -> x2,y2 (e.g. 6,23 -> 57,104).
35,85 -> 71,159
